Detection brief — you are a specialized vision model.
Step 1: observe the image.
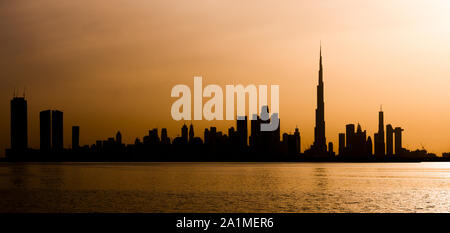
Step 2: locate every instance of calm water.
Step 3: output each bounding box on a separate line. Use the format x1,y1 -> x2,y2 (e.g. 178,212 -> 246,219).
0,162 -> 450,213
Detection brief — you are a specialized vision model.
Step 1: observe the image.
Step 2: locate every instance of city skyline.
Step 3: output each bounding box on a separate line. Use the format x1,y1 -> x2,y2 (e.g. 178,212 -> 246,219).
2,45 -> 449,158
1,1 -> 450,157
4,47 -> 446,160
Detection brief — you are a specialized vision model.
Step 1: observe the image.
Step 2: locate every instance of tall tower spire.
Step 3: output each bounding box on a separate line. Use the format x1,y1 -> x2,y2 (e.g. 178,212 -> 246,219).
312,43 -> 327,155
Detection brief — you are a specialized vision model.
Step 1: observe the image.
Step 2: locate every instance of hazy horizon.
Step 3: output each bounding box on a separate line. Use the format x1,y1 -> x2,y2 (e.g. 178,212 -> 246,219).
1,0 -> 450,157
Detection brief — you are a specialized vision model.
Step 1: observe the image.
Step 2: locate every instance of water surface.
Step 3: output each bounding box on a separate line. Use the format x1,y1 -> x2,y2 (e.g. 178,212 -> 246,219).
0,162 -> 449,212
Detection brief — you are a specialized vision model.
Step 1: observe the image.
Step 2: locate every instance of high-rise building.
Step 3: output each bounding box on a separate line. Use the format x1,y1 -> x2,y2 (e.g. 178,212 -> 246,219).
161,128 -> 169,144
40,110 -> 51,151
249,114 -> 261,150
338,133 -> 345,156
181,124 -> 188,143
148,128 -> 159,144
189,124 -> 194,143
294,127 -> 301,154
345,124 -> 355,154
312,45 -> 327,154
72,126 -> 80,149
374,109 -> 385,157
115,131 -> 122,145
204,128 -> 210,145
366,136 -> 373,155
52,110 -> 63,150
386,124 -> 394,156
10,97 -> 28,151
236,116 -> 248,146
394,127 -> 403,156
328,142 -> 334,157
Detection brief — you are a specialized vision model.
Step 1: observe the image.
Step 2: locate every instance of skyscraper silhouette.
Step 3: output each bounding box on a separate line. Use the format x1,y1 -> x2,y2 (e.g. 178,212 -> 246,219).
338,133 -> 345,156
294,127 -> 301,154
386,124 -> 394,156
345,124 -> 355,155
312,45 -> 327,154
116,131 -> 122,145
52,110 -> 63,151
189,124 -> 194,143
236,116 -> 248,147
374,108 -> 385,157
40,110 -> 51,151
394,127 -> 403,156
161,128 -> 170,144
10,97 -> 28,152
72,126 -> 80,150
182,124 -> 188,143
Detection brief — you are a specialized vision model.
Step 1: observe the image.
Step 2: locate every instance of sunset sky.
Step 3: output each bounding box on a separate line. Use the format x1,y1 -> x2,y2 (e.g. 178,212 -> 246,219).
1,0 -> 450,157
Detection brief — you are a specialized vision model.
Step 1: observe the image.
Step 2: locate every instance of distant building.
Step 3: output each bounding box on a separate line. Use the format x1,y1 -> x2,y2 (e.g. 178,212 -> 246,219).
366,136 -> 373,156
386,124 -> 394,156
309,46 -> 327,156
374,109 -> 385,157
72,126 -> 80,149
40,110 -> 51,151
189,124 -> 194,143
52,110 -> 64,151
10,97 -> 28,151
181,124 -> 188,143
116,131 -> 122,145
345,124 -> 355,155
394,127 -> 403,156
236,116 -> 248,147
338,133 -> 345,156
328,142 -> 334,157
161,128 -> 170,144
342,123 -> 371,158
294,127 -> 301,154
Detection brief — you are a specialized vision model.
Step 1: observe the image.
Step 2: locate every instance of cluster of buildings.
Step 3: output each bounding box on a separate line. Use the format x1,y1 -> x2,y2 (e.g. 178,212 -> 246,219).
5,47 -> 445,161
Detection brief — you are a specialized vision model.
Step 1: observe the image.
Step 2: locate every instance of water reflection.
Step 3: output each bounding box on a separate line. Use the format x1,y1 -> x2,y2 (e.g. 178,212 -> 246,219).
9,164 -> 29,189
313,167 -> 328,190
0,162 -> 449,213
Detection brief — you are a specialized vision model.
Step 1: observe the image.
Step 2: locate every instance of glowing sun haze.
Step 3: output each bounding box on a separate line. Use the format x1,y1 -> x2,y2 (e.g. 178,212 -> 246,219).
1,0 -> 450,156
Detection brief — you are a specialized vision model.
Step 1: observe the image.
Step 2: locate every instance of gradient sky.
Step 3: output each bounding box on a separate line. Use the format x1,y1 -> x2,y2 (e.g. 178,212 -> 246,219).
1,0 -> 450,157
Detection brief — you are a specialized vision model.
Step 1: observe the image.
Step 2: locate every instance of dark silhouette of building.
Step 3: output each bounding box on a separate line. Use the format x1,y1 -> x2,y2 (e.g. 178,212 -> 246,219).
338,133 -> 345,156
282,127 -> 301,158
72,126 -> 80,149
52,110 -> 63,151
328,142 -> 334,157
374,108 -> 385,157
248,106 -> 281,159
182,124 -> 188,143
144,128 -> 159,145
345,124 -> 355,155
189,124 -> 194,143
237,116 -> 248,147
5,45 -> 444,163
40,110 -> 51,151
386,124 -> 394,156
116,131 -> 122,145
249,114 -> 261,150
366,136 -> 373,156
161,128 -> 170,144
310,45 -> 327,156
294,127 -> 301,154
394,127 -> 403,156
341,123 -> 371,159
10,97 -> 28,152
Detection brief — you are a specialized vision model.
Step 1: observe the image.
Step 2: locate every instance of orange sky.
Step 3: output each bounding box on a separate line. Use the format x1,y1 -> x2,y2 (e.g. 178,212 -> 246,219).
1,0 -> 450,157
